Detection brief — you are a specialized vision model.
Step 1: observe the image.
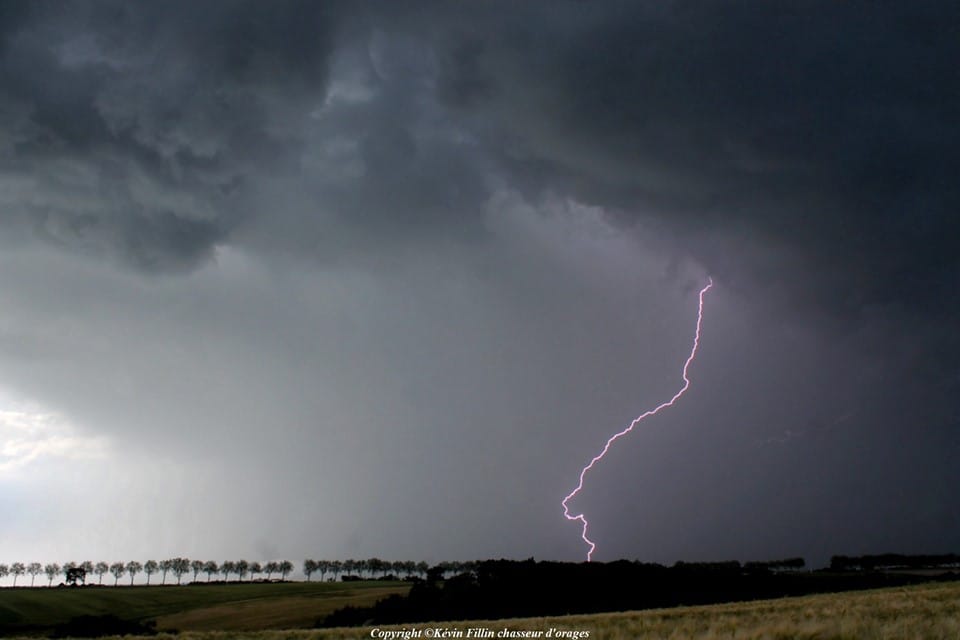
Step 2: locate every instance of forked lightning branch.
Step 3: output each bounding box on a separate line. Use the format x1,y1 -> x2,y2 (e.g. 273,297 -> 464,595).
562,278 -> 714,560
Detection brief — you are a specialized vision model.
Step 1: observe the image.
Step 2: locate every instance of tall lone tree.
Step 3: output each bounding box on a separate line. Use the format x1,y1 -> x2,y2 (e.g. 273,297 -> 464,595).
126,561 -> 143,586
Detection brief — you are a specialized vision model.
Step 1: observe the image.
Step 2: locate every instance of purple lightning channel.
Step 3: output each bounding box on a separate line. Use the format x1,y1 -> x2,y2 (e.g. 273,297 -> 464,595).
562,278 -> 714,561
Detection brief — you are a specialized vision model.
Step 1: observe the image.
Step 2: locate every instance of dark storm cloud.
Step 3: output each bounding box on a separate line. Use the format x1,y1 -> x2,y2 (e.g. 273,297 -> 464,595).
0,0 -> 338,269
413,1 -> 960,314
5,1 -> 956,302
0,0 -> 495,271
1,1 -> 958,567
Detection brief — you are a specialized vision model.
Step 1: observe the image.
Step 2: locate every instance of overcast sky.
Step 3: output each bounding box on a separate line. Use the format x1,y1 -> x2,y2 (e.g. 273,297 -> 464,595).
1,1 -> 958,576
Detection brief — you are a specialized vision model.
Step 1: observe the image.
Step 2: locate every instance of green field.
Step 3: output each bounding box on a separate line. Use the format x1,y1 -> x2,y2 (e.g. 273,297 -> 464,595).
189,580 -> 960,640
2,579 -> 959,639
0,581 -> 409,636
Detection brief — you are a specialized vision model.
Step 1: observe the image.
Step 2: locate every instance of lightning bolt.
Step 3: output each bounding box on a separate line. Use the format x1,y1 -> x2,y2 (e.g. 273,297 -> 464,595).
562,278 -> 714,561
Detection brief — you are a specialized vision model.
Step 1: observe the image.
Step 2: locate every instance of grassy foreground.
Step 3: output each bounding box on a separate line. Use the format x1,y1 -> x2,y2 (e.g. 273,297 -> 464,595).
3,579 -> 959,638
34,579 -> 959,640
0,581 -> 409,635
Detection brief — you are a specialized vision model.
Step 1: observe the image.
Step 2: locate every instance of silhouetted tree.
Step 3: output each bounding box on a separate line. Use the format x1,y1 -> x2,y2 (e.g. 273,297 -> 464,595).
324,559 -> 336,580
110,562 -> 125,586
438,560 -> 462,578
250,561 -> 263,581
0,564 -> 9,585
236,560 -> 249,582
171,557 -> 190,585
264,561 -> 279,580
144,560 -> 159,585
126,561 -> 142,586
27,562 -> 42,587
81,561 -> 95,583
402,560 -> 415,575
44,563 -> 60,587
95,562 -> 109,585
303,559 -> 318,581
191,560 -> 204,583
279,560 -> 293,580
317,560 -> 343,580
65,566 -> 87,586
11,562 -> 26,587
203,560 -> 218,582
221,561 -> 236,581
61,562 -> 87,586
343,558 -> 356,577
426,564 -> 445,583
159,559 -> 172,585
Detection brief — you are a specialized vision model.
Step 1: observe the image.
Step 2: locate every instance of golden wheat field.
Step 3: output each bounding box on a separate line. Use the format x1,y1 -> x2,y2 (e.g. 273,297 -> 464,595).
32,579 -> 957,640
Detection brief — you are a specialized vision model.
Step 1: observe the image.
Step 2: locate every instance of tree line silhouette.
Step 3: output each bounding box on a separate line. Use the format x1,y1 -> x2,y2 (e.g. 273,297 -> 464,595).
320,557 -> 960,627
2,554 -> 955,590
0,557 -> 471,587
0,559 -> 295,587
829,553 -> 960,572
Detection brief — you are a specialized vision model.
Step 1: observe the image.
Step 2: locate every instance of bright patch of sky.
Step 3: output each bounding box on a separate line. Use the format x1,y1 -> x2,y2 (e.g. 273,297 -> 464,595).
0,388 -> 108,474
